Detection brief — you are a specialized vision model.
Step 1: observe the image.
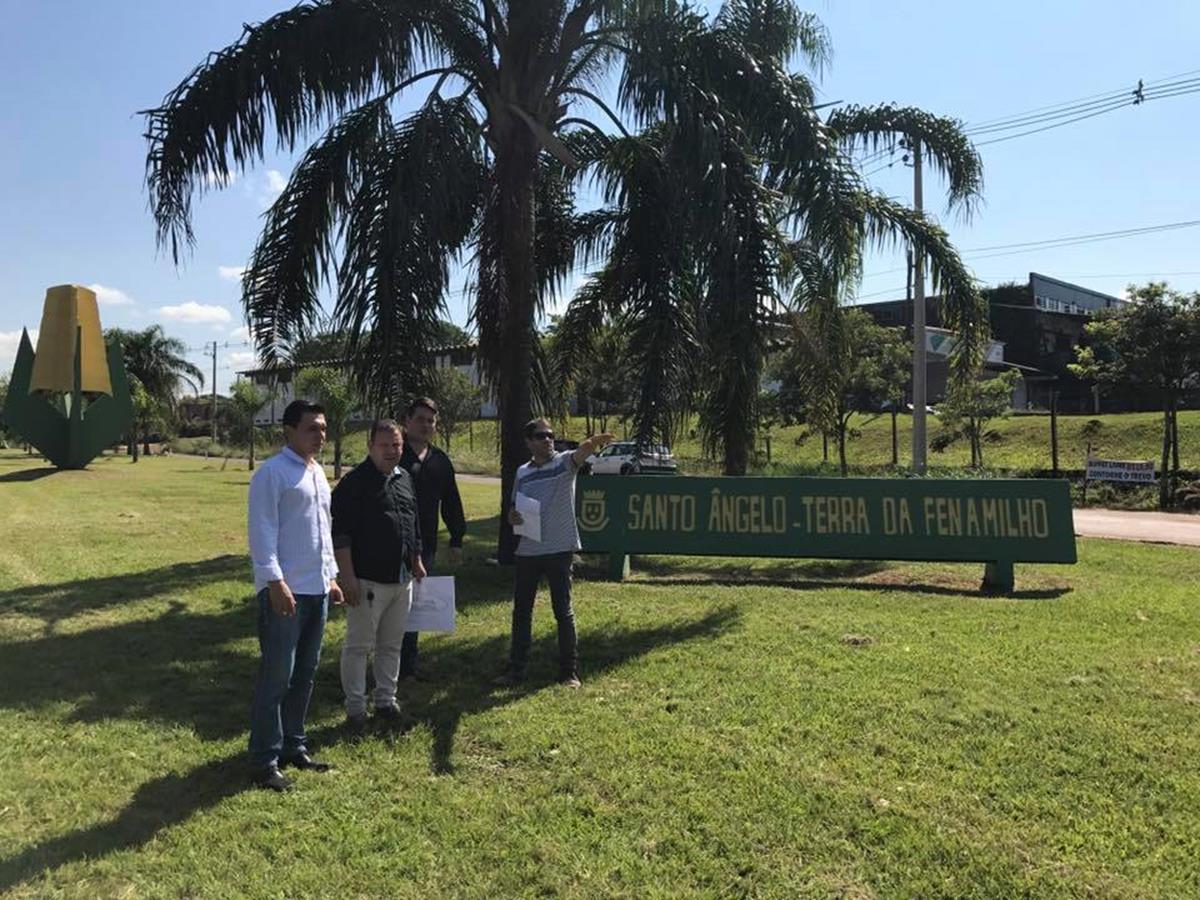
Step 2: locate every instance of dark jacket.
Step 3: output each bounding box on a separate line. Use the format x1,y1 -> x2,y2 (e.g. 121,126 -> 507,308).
330,458 -> 421,583
400,443 -> 466,556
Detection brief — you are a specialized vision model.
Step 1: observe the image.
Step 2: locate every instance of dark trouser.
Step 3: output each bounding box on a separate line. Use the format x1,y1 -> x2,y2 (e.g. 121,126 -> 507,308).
509,552 -> 577,678
399,548 -> 436,676
248,590 -> 328,769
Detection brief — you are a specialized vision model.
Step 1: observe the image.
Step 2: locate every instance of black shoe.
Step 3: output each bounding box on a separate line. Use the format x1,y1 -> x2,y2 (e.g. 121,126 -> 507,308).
280,751 -> 332,772
345,712 -> 368,735
252,765 -> 292,792
399,670 -> 431,682
374,702 -> 404,723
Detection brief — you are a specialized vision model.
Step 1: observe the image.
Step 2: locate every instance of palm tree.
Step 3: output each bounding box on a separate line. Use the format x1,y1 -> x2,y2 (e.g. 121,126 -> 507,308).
106,326 -> 204,458
552,3 -> 985,473
142,0 -> 686,560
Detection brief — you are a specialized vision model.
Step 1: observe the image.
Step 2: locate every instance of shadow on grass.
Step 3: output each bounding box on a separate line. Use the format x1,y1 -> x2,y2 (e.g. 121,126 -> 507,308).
0,604 -> 739,892
0,554 -> 247,634
0,466 -> 59,483
0,753 -> 246,893
615,556 -> 889,581
391,605 -> 740,774
624,574 -> 1069,601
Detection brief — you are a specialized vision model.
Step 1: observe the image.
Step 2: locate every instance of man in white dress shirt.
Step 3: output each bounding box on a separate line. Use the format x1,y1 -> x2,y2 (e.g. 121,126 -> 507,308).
247,399 -> 345,791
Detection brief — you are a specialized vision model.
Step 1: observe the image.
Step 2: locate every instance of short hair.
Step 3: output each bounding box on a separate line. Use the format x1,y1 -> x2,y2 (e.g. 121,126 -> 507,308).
282,399 -> 325,428
524,417 -> 553,438
369,418 -> 402,443
406,397 -> 438,419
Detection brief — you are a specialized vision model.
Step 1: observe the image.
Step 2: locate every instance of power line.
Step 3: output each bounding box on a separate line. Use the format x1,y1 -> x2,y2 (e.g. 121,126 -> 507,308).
962,220 -> 1200,259
854,66 -> 1200,171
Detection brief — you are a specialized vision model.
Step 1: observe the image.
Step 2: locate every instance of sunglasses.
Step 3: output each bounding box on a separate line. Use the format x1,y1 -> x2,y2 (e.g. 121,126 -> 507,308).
531,431 -> 555,441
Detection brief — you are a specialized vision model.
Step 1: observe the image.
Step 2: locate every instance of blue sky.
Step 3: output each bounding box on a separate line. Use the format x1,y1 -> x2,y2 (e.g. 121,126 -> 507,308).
2,1 -> 1198,393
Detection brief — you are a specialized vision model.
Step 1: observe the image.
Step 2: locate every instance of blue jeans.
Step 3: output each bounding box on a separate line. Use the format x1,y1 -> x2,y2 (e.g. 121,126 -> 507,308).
248,590 -> 328,769
399,549 -> 436,676
509,552 -> 577,678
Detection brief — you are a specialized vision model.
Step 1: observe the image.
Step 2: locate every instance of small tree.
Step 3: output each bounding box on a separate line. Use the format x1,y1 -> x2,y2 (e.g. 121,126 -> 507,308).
128,378 -> 159,463
777,308 -> 911,475
1071,283 -> 1200,507
428,367 -> 481,453
229,380 -> 267,470
294,365 -> 357,479
933,369 -> 1021,468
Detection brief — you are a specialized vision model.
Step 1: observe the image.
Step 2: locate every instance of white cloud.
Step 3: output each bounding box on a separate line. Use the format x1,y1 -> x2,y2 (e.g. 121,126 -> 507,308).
252,169 -> 288,208
218,265 -> 246,282
88,283 -> 134,306
203,170 -> 239,188
0,329 -> 37,377
228,350 -> 259,371
229,324 -> 252,341
157,301 -> 232,325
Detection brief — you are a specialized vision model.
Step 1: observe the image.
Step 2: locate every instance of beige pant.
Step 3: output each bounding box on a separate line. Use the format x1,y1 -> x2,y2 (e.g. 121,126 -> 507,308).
339,578 -> 412,716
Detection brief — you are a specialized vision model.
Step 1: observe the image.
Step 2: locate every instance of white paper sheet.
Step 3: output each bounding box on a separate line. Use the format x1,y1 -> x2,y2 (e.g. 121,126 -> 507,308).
513,493 -> 541,543
407,576 -> 456,633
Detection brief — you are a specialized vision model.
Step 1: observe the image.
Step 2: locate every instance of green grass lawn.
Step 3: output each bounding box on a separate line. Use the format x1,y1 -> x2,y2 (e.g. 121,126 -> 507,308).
1,451 -> 1198,897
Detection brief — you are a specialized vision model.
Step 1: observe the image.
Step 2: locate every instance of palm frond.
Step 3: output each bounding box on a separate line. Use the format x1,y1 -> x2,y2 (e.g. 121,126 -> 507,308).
714,1 -> 831,72
336,100 -> 487,412
242,96 -> 394,367
826,104 -> 983,215
142,0 -> 450,260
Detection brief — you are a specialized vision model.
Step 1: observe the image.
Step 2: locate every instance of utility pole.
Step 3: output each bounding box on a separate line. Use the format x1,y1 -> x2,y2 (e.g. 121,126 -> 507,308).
211,341 -> 218,444
911,139 -> 928,475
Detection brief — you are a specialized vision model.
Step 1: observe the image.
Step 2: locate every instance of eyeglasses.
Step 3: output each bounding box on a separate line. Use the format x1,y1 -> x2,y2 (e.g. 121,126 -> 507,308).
531,431 -> 554,441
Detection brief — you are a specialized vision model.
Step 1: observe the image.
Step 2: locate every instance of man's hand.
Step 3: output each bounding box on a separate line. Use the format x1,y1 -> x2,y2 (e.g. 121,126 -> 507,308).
413,555 -> 427,581
268,580 -> 296,617
573,432 -> 617,468
447,546 -> 463,566
329,581 -> 346,607
338,572 -> 360,607
507,508 -> 524,526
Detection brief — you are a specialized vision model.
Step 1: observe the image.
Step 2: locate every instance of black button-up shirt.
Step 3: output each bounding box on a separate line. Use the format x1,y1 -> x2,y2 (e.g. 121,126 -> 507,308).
330,458 -> 422,584
400,443 -> 466,557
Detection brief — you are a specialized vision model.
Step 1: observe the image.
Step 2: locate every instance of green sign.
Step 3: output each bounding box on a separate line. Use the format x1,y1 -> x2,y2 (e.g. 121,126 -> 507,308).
576,475 -> 1076,593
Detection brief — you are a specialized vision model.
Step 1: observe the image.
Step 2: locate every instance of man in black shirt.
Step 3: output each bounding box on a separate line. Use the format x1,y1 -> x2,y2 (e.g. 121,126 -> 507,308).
398,396 -> 467,679
331,419 -> 426,731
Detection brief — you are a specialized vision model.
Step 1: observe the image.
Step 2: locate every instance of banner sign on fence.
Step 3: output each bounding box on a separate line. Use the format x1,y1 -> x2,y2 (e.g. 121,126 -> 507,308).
1085,458 -> 1156,484
576,475 -> 1076,593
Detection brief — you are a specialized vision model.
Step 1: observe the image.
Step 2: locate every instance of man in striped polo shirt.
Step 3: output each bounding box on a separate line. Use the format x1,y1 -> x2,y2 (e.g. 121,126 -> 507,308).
499,418 -> 615,688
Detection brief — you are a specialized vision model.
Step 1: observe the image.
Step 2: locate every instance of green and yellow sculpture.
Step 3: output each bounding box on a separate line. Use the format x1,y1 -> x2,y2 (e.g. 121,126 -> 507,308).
5,284 -> 133,469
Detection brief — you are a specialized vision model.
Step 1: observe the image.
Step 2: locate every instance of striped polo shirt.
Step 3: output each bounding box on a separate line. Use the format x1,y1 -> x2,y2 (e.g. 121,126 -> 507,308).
513,451 -> 581,557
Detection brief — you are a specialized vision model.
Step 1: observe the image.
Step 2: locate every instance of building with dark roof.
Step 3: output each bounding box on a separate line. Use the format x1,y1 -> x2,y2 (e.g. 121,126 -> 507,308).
858,272 -> 1128,411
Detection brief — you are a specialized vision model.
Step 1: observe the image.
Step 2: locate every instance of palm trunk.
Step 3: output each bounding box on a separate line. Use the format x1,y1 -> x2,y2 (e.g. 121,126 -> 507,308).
248,429 -> 255,471
495,137 -> 540,564
1160,394 -> 1171,509
334,429 -> 343,481
838,423 -> 848,477
1171,398 -> 1180,476
891,408 -> 898,467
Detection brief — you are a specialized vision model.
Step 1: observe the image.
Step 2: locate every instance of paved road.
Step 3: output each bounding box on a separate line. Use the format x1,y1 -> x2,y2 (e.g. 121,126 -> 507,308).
1073,508 -> 1200,547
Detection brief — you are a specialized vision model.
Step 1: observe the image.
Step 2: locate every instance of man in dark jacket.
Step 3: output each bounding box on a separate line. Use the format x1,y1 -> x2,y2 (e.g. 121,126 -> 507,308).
398,397 -> 466,679
331,419 -> 426,731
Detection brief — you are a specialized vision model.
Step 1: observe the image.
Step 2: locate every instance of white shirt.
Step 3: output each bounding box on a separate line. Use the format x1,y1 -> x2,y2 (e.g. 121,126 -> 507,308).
247,446 -> 338,594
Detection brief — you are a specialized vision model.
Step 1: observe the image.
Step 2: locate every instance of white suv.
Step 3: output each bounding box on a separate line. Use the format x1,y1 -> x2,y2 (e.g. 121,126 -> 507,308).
585,442 -> 678,475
